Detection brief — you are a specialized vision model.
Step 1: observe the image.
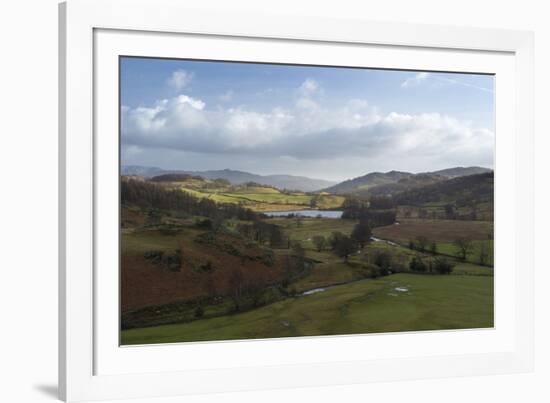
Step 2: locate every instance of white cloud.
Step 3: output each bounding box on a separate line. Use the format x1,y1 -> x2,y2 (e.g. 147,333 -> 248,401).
174,94 -> 205,110
401,72 -> 430,88
167,69 -> 194,91
122,89 -> 493,170
296,97 -> 318,110
299,78 -> 320,95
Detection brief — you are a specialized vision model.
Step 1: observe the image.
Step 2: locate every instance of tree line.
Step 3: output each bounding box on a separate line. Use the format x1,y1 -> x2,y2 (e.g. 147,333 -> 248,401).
341,196 -> 396,227
408,235 -> 493,266
121,178 -> 258,221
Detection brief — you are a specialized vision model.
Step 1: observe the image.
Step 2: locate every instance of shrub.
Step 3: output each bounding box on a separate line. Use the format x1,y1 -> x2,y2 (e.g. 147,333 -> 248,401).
198,260 -> 214,273
433,257 -> 454,275
165,253 -> 182,272
416,236 -> 429,252
372,251 -> 392,275
312,235 -> 327,252
194,306 -> 204,318
195,218 -> 213,229
409,256 -> 427,272
144,250 -> 164,263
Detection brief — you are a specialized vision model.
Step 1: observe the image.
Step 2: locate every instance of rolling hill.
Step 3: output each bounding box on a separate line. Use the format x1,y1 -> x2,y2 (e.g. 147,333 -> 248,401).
323,166 -> 492,195
322,170 -> 412,194
121,165 -> 336,192
426,166 -> 492,178
357,174 -> 447,197
393,172 -> 494,206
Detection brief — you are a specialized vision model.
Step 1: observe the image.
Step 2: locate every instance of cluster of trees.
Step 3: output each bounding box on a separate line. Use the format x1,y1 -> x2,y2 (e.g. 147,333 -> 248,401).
394,172 -> 493,206
340,197 -> 367,219
409,256 -> 454,274
408,236 -> 438,254
150,173 -> 203,182
369,250 -> 395,276
143,249 -> 182,272
341,197 -> 396,227
235,221 -> 286,248
368,196 -> 396,209
401,203 -> 491,221
453,237 -> 473,260
453,237 -> 492,265
226,267 -> 267,311
310,220 -> 372,262
409,235 -> 493,266
365,250 -> 410,276
121,178 -> 258,221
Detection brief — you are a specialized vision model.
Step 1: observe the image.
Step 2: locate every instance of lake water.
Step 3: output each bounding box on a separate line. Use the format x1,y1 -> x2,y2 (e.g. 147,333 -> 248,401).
264,210 -> 343,219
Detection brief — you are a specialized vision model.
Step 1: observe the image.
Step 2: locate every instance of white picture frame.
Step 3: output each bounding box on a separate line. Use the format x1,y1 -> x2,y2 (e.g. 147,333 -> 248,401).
59,0 -> 534,401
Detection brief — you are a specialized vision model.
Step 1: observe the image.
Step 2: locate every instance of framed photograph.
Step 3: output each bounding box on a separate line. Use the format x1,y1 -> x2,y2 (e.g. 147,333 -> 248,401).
59,0 -> 534,401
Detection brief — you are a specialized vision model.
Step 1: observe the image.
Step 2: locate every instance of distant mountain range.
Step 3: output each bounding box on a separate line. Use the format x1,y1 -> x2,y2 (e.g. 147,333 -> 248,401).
121,165 -> 337,192
322,166 -> 492,195
122,165 -> 492,194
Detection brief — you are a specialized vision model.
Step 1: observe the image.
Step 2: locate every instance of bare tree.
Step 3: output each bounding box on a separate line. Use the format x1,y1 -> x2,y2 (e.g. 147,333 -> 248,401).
416,236 -> 429,252
454,237 -> 474,260
228,267 -> 245,311
204,273 -> 217,299
478,240 -> 491,266
312,235 -> 327,252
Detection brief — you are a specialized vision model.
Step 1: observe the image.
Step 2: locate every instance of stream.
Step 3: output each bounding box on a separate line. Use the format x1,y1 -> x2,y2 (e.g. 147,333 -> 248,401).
300,278 -> 371,296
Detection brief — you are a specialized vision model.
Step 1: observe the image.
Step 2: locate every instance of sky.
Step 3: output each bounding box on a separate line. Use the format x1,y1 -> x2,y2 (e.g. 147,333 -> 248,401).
120,57 -> 494,182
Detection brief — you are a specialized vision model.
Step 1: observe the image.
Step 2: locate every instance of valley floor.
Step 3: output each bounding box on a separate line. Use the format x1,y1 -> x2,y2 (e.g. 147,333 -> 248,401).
120,208 -> 494,345
121,272 -> 493,345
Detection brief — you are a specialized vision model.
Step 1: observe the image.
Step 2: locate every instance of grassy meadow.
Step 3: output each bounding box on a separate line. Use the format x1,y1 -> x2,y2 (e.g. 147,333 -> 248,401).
175,182 -> 345,212
122,273 -> 493,345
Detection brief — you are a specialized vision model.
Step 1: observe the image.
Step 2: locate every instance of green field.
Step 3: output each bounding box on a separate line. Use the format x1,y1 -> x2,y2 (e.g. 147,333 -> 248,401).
268,216 -> 357,248
436,240 -> 494,265
372,219 -> 493,266
178,187 -> 345,212
121,273 -> 494,345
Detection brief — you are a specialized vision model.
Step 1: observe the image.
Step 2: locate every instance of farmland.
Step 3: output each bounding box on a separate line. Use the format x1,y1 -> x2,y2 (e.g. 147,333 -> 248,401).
120,169 -> 494,345
372,219 -> 493,243
151,176 -> 346,212
372,219 -> 494,265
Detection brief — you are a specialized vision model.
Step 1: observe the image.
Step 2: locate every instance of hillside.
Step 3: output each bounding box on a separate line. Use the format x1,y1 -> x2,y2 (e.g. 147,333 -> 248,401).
323,166 -> 492,195
323,170 -> 412,194
125,175 -> 345,212
358,174 -> 446,197
427,166 -> 492,178
122,165 -> 336,192
394,172 -> 494,206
